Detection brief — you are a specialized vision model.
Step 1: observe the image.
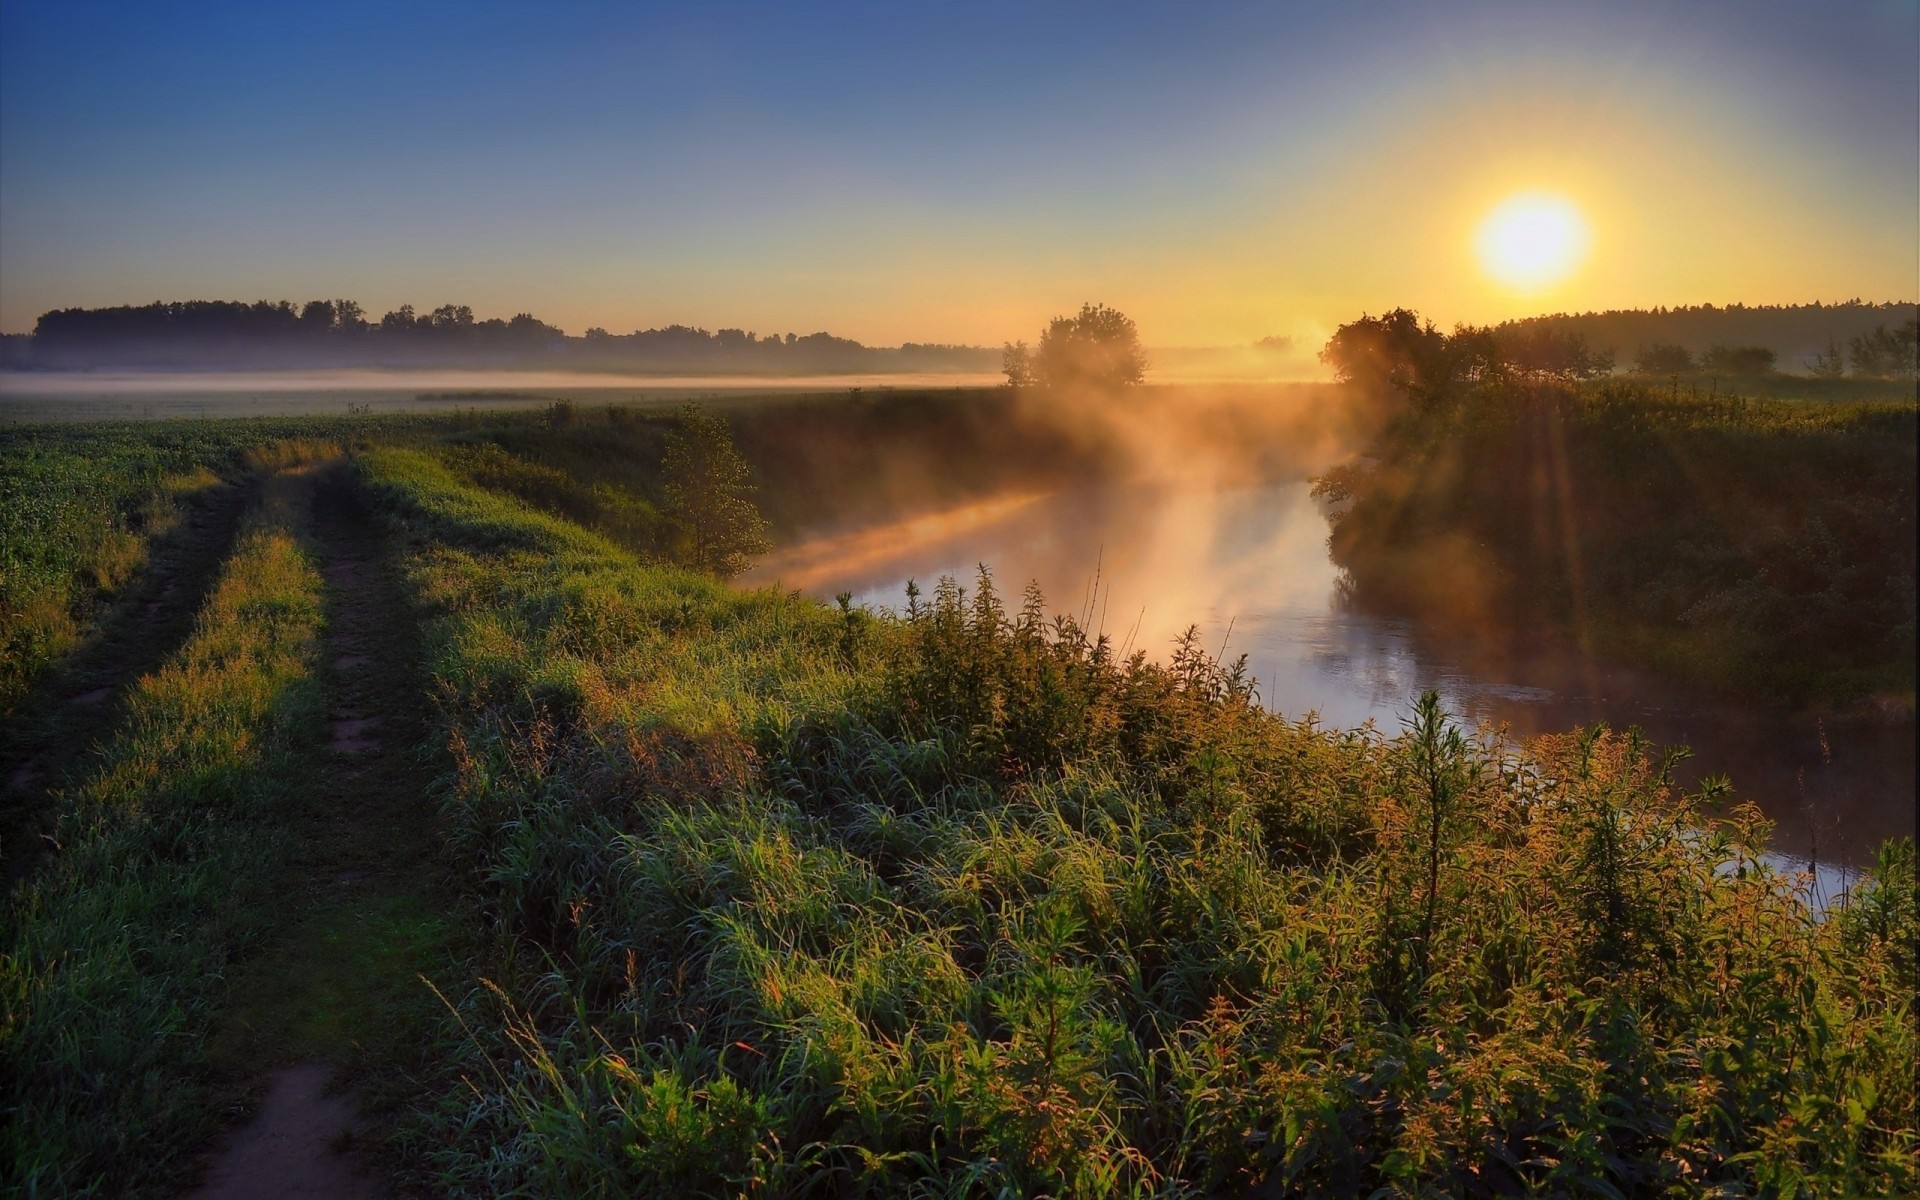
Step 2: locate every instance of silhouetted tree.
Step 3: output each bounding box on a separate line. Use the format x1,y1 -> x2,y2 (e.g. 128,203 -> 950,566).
661,403 -> 771,578
428,304 -> 475,331
1634,343 -> 1694,375
1495,326 -> 1614,381
299,299 -> 337,333
1027,303 -> 1146,390
1850,320 -> 1919,378
1321,309 -> 1450,400
1702,344 -> 1776,376
1806,339 -> 1847,379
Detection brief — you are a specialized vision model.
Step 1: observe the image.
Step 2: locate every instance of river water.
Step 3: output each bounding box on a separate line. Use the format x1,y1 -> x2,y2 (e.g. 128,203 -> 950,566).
744,480 -> 1915,876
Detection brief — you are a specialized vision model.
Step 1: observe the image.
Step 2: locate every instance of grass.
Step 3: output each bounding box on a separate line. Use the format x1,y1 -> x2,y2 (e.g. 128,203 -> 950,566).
359,430 -> 1916,1197
0,468 -> 327,1196
0,416 -> 456,716
0,400 -> 1913,1197
1314,378 -> 1917,711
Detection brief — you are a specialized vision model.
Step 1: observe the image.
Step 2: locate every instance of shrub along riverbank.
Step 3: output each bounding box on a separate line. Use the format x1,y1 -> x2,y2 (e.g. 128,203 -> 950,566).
1312,379 -> 1917,712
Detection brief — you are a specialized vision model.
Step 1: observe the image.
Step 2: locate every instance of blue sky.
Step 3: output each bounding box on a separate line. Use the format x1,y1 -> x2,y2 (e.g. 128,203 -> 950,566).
2,0 -> 1914,343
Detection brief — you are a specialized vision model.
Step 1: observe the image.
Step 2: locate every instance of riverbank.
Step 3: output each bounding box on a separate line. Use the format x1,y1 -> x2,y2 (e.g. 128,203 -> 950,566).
1313,378 -> 1916,716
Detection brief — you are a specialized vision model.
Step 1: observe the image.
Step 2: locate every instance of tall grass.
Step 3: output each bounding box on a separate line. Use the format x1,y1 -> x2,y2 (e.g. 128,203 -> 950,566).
0,469 -> 327,1196
364,442 -> 1916,1197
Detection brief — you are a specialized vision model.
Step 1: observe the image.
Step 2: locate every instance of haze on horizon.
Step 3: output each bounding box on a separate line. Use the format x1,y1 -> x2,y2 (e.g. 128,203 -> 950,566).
1,0 -> 1914,347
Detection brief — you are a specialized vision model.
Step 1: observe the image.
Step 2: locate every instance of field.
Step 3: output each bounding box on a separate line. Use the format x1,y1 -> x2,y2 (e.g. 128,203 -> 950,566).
1,396 -> 1915,1197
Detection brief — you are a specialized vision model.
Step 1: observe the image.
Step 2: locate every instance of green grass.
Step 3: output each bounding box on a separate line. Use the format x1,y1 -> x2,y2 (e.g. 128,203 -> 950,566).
360,433 -> 1917,1197
0,469 -> 328,1196
0,415 -> 460,716
1,401 -> 1913,1197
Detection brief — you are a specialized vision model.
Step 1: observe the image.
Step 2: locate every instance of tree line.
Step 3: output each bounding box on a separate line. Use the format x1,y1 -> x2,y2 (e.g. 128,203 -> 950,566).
1496,300 -> 1916,379
6,298 -> 999,373
1324,307 -> 1917,396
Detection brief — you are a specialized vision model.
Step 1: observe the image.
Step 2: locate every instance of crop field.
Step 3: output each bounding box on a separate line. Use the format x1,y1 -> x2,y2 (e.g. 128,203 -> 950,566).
1,397 -> 1914,1198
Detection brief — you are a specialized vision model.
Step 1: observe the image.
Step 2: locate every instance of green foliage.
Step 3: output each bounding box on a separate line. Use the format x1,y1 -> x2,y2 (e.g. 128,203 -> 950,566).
1317,378 -> 1917,706
661,404 -> 772,578
0,416 -> 440,715
358,447 -> 1915,1198
0,430 -> 227,714
5,401 -> 1912,1196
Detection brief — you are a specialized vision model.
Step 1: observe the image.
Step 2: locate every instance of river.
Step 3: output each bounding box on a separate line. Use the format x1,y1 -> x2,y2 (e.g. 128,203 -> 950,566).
744,480 -> 1916,878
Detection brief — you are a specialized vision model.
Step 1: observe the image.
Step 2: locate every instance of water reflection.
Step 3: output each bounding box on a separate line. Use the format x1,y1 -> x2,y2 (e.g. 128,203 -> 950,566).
746,481 -> 1915,869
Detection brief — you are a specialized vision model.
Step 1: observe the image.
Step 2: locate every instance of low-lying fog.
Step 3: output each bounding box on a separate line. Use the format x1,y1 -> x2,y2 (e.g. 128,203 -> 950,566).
0,368 -> 1006,423
748,475 -> 1914,879
10,369 -> 1908,879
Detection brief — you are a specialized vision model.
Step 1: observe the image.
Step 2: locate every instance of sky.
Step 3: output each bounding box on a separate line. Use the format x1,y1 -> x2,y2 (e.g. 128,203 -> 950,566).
1,0 -> 1915,345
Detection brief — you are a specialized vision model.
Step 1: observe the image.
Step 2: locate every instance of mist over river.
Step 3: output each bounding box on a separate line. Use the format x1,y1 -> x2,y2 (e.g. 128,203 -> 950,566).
745,480 -> 1916,874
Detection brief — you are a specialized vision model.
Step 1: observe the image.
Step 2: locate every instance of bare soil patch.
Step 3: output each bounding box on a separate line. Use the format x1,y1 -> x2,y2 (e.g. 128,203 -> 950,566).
190,1064 -> 379,1200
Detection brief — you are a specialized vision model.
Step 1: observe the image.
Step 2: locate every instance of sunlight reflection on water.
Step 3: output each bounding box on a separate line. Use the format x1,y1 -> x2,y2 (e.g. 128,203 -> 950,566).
747,480 -> 1915,869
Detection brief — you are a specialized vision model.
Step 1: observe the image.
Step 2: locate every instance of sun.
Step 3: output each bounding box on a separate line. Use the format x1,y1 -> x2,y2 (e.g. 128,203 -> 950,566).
1475,192 -> 1590,290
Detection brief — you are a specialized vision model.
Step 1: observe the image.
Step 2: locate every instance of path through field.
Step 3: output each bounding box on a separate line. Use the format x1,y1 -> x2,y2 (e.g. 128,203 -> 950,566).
0,478 -> 252,888
193,464 -> 454,1198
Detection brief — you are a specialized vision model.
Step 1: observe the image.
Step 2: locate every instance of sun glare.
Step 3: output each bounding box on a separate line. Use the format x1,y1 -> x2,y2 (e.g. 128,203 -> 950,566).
1475,192 -> 1589,290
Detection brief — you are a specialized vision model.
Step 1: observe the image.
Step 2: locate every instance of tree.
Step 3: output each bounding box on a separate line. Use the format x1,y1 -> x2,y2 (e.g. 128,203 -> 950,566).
661,403 -> 771,578
1001,340 -> 1034,387
1701,344 -> 1776,376
299,299 -> 336,333
1806,339 -> 1846,379
1849,320 -> 1919,379
1321,309 -> 1450,399
1496,326 -> 1614,381
1024,302 -> 1146,390
1633,343 -> 1693,375
428,304 -> 475,331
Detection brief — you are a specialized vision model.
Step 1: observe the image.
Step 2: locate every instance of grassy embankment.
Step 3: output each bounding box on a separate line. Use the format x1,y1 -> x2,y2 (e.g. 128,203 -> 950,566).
361,425 -> 1914,1196
1313,379 -> 1917,711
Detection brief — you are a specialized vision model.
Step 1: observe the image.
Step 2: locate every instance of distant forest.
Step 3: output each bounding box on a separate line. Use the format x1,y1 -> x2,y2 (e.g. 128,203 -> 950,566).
0,299 -> 998,375
0,297 -> 1913,377
1495,300 -> 1916,372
